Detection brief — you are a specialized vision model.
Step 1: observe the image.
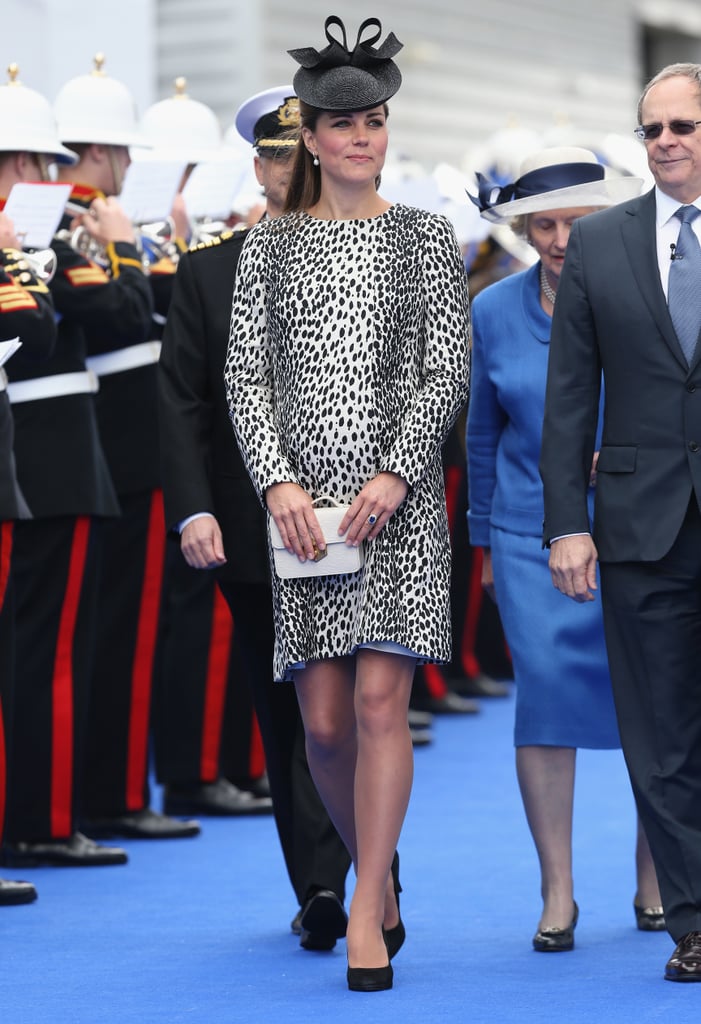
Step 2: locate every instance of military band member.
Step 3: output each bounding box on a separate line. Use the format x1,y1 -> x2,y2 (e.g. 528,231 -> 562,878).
0,67 -> 128,866
46,56 -> 200,842
0,210 -> 57,900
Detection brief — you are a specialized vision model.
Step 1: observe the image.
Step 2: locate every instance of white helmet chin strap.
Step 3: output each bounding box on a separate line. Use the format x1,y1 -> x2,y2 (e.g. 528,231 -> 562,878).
106,145 -> 124,196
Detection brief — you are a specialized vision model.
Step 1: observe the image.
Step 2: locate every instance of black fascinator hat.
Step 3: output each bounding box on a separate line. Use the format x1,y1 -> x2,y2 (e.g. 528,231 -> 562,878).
288,15 -> 402,111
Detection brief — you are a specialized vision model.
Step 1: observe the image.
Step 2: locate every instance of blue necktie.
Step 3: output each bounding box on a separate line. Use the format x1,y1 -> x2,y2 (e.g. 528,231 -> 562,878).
668,205 -> 701,365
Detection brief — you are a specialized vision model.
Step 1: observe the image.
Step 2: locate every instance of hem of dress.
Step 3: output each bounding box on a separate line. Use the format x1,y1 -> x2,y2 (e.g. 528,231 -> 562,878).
277,640 -> 445,682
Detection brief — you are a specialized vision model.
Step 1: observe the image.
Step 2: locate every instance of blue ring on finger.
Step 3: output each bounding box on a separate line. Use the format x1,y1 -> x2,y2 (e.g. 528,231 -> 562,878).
367,514 -> 377,526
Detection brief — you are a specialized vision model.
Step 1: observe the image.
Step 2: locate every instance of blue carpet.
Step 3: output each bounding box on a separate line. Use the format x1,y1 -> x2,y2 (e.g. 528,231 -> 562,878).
1,691 -> 698,1023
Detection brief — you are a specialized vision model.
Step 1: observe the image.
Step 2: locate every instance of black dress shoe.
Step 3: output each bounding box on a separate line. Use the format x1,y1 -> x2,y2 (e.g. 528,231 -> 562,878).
290,908 -> 303,936
448,673 -> 511,698
634,901 -> 666,932
0,878 -> 38,905
163,778 -> 273,817
383,851 -> 406,959
299,889 -> 348,951
347,961 -> 393,992
1,832 -> 128,867
83,808 -> 201,840
665,932 -> 701,981
407,708 -> 433,729
532,901 -> 579,952
413,692 -> 480,715
238,774 -> 271,799
410,726 -> 434,747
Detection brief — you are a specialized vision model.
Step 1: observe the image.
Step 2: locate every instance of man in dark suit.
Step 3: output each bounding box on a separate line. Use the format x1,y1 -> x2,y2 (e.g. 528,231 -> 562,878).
540,62 -> 701,982
157,86 -> 351,950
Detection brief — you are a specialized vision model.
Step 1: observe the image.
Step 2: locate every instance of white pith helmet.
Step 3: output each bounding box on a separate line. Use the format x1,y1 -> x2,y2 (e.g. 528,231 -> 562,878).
54,53 -> 147,148
139,77 -> 223,163
0,64 -> 77,164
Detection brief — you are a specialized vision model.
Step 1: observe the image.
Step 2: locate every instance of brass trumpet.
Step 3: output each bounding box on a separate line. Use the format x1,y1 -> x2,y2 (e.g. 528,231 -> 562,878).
58,202 -> 180,270
2,247 -> 57,284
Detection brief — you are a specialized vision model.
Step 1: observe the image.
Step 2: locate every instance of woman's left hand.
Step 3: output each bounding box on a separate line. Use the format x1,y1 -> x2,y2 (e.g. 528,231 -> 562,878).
339,472 -> 409,546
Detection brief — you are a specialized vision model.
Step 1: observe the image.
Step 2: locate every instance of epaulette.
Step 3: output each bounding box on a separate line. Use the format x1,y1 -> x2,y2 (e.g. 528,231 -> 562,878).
189,230 -> 237,253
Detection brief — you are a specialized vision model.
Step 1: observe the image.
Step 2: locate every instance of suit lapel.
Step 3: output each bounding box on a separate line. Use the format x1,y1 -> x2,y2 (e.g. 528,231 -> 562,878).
621,190 -> 689,369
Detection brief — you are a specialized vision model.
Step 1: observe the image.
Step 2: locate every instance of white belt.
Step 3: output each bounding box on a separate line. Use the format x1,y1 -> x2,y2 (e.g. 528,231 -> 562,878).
0,368 -> 7,393
7,370 -> 99,404
86,340 -> 161,377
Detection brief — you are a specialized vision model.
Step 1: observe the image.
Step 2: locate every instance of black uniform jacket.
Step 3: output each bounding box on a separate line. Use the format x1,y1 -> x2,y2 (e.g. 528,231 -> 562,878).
4,190 -> 153,518
61,187 -> 159,497
158,229 -> 270,585
0,254 -> 57,519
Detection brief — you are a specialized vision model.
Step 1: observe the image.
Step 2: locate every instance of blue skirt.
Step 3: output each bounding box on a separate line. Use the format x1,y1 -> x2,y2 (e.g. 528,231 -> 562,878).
490,526 -> 620,749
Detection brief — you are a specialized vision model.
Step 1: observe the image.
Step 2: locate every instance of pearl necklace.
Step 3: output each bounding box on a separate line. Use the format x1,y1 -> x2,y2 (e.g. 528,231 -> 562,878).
540,264 -> 557,305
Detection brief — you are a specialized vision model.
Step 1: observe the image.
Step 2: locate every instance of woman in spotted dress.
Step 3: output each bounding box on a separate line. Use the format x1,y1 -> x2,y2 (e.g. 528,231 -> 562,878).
225,16 -> 470,992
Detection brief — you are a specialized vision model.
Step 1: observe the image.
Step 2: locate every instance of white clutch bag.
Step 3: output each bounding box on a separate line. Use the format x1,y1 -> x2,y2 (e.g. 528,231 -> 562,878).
268,496 -> 365,579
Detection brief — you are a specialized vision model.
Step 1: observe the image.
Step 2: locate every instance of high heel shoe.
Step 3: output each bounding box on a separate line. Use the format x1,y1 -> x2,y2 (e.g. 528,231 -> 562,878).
532,901 -> 579,952
634,901 -> 666,932
382,851 -> 405,960
347,961 -> 393,992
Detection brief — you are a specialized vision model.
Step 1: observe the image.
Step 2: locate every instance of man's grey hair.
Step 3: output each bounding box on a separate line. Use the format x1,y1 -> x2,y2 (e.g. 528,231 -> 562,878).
637,63 -> 701,124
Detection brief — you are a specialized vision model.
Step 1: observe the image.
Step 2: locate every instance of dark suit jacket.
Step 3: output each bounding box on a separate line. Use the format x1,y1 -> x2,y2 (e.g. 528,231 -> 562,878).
540,188 -> 701,562
158,230 -> 270,585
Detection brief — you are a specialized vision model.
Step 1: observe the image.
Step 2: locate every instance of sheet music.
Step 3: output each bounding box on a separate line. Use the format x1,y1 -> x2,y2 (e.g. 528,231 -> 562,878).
182,159 -> 249,220
4,183 -> 72,249
118,160 -> 186,223
0,337 -> 22,369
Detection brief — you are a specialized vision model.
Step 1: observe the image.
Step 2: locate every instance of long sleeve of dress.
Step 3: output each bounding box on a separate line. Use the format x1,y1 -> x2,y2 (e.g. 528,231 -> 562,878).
225,226 -> 300,505
379,214 -> 470,489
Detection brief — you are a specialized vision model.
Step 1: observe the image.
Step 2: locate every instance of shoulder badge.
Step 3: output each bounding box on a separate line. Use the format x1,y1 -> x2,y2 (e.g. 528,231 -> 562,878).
190,230 -> 236,252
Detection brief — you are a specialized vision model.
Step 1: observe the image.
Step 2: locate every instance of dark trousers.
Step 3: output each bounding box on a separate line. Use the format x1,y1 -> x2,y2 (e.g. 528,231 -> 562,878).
6,516 -> 97,841
154,545 -> 247,785
82,489 -> 165,818
0,521 -> 15,846
600,498 -> 701,941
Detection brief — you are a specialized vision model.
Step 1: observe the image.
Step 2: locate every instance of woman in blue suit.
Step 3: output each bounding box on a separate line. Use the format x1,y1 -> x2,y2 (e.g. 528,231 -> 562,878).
466,148 -> 661,950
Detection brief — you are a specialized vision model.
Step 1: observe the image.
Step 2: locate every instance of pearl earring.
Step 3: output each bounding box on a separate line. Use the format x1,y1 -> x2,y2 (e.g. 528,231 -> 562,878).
313,154 -> 319,166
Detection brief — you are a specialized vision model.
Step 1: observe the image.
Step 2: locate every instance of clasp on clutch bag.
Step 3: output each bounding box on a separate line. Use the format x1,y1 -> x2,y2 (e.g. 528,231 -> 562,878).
312,540 -> 328,563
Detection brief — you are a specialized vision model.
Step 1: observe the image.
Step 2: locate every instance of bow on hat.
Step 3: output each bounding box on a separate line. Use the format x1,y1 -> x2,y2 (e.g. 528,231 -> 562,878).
289,16 -> 402,76
469,163 -> 605,214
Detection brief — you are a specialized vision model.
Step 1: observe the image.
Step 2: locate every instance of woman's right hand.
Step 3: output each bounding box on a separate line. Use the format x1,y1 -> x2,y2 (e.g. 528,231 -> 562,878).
265,482 -> 326,563
480,547 -> 496,602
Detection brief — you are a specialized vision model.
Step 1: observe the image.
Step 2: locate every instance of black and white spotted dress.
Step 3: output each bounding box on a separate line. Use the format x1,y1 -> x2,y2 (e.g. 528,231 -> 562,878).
225,203 -> 470,681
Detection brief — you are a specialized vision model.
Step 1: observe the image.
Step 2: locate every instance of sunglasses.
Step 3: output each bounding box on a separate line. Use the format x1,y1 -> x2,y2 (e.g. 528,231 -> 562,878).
634,119 -> 701,141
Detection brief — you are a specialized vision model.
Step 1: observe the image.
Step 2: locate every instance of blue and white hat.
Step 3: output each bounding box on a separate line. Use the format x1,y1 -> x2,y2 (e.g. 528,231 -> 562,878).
471,146 -> 643,223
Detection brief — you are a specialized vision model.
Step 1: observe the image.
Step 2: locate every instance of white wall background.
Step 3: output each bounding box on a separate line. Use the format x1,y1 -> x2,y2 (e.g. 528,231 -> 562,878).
4,0 -> 701,178
4,0 -> 156,112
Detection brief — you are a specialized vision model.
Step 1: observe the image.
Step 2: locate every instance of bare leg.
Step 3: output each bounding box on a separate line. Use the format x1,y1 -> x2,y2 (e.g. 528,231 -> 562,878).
516,745 -> 576,930
294,656 -> 358,861
347,650 -> 414,967
294,649 -> 414,968
634,811 -> 662,908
